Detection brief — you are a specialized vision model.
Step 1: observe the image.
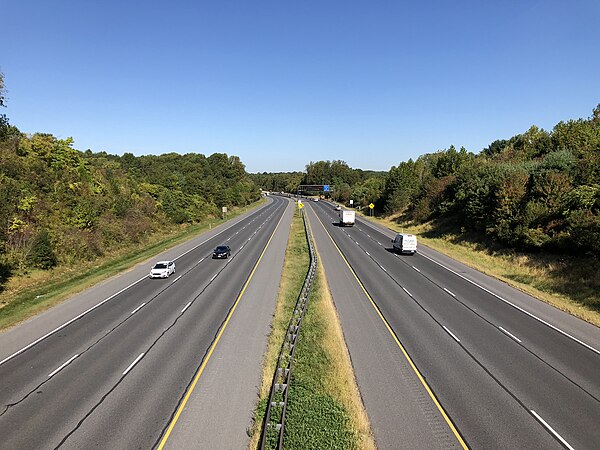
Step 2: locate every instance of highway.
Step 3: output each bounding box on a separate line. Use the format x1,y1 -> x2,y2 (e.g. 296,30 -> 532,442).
306,200 -> 600,449
0,195 -> 291,449
2,194 -> 599,449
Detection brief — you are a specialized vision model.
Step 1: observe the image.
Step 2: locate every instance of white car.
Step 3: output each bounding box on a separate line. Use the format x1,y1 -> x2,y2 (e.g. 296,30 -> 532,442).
149,260 -> 176,278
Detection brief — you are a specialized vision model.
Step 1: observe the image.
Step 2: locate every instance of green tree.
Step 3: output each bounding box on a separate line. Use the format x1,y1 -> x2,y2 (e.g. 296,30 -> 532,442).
431,146 -> 475,178
381,159 -> 421,214
482,139 -> 508,157
27,229 -> 57,269
351,176 -> 385,209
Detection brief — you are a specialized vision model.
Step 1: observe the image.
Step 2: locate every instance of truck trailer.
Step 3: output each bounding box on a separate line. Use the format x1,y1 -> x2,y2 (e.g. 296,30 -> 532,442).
339,210 -> 355,227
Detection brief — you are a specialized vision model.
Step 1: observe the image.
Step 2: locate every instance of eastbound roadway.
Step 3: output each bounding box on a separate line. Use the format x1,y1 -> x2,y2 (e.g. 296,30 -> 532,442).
0,195 -> 292,449
306,200 -> 600,449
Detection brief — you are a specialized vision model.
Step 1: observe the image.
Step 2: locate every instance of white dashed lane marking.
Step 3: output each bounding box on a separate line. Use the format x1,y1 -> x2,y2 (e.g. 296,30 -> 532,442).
48,354 -> 79,378
499,326 -> 522,343
443,326 -> 461,343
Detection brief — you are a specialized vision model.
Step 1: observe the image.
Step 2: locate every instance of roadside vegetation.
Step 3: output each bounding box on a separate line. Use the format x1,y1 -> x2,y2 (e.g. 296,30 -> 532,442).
250,212 -> 374,450
253,104 -> 600,325
372,213 -> 600,327
0,201 -> 263,330
0,71 -> 262,329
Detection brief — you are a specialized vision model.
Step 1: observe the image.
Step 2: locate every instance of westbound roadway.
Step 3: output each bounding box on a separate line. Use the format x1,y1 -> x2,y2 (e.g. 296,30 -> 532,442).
306,200 -> 600,450
2,193 -> 599,449
0,195 -> 292,449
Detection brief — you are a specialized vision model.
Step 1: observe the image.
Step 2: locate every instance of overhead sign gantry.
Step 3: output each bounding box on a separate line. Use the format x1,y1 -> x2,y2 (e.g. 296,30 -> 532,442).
296,184 -> 333,198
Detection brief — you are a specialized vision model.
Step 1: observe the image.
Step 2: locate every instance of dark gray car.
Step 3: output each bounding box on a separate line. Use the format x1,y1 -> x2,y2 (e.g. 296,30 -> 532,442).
212,245 -> 231,259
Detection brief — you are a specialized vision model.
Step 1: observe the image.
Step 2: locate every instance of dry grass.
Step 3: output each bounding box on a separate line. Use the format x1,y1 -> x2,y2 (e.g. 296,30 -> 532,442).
0,200 -> 266,330
248,213 -> 309,448
366,213 -> 600,327
313,258 -> 376,450
249,212 -> 375,449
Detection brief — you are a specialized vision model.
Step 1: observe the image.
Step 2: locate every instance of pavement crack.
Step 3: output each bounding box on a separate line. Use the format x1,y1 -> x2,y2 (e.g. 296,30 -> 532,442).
54,202 -> 286,448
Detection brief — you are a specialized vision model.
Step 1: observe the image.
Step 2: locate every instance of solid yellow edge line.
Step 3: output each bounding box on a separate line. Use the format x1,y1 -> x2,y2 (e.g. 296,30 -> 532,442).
308,208 -> 469,450
157,201 -> 291,450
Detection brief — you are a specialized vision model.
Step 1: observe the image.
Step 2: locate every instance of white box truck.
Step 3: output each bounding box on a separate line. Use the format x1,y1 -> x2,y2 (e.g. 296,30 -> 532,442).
339,210 -> 355,227
392,233 -> 417,255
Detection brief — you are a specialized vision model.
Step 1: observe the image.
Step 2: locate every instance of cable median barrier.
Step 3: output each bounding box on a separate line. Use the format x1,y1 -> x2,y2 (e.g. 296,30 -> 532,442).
259,208 -> 317,450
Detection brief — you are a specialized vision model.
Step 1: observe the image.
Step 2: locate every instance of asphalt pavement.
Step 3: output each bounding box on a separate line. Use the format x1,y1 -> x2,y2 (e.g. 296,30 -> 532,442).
161,197 -> 294,449
306,200 -> 600,450
3,195 -> 599,449
0,196 -> 292,449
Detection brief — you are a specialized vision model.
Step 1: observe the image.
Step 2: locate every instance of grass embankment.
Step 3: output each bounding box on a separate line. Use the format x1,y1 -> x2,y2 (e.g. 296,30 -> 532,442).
0,200 -> 265,331
249,212 -> 374,449
361,211 -> 600,327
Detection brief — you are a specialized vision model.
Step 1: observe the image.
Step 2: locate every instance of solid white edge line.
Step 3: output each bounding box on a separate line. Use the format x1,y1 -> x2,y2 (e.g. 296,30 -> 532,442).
181,301 -> 192,313
130,302 -> 146,315
418,252 -> 600,356
499,326 -> 522,343
443,325 -> 461,343
356,217 -> 597,352
0,276 -> 146,366
48,354 -> 79,378
530,410 -> 575,450
443,287 -> 456,297
122,352 -> 145,376
0,199 -> 282,367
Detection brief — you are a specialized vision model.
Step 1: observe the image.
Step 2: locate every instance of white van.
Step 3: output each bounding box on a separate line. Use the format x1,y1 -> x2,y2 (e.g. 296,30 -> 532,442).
392,233 -> 417,255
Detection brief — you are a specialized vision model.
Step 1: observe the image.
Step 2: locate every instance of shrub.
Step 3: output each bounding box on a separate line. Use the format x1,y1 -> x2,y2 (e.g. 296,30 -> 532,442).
27,229 -> 57,269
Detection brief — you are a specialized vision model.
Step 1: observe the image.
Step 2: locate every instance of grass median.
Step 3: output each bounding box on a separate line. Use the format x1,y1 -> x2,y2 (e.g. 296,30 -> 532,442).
0,200 -> 265,331
249,211 -> 374,449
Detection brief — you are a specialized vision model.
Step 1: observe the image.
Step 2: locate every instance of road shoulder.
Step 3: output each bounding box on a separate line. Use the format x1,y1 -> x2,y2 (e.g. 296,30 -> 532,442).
0,199 -> 274,364
306,205 -> 462,449
162,199 -> 294,449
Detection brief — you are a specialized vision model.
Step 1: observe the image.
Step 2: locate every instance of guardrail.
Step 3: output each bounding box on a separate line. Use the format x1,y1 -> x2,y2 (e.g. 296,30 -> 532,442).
259,208 -> 317,450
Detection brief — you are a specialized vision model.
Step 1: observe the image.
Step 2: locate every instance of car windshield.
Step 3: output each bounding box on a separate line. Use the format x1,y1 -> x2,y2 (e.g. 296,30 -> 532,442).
153,263 -> 167,269
215,246 -> 228,252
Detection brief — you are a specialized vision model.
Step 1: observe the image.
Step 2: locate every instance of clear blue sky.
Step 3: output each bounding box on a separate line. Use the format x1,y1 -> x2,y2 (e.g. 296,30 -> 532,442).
2,0 -> 599,173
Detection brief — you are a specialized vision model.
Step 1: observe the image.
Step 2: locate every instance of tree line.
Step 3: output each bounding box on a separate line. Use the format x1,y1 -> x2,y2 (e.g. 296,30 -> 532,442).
0,72 -> 259,283
253,105 -> 600,257
250,161 -> 386,207
2,64 -> 597,285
